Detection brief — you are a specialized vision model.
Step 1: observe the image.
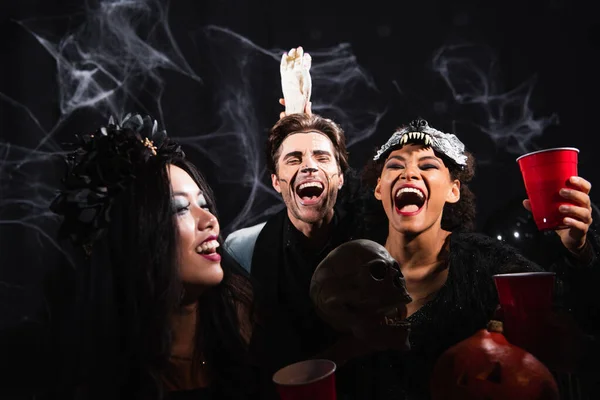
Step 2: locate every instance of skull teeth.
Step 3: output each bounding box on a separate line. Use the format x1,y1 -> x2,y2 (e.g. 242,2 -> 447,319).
383,315 -> 408,327
380,306 -> 408,327
383,306 -> 400,317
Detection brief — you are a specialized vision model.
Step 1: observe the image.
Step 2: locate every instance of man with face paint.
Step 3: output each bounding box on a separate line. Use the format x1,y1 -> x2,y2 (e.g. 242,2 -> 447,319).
226,115 -> 353,370
224,47 -> 359,385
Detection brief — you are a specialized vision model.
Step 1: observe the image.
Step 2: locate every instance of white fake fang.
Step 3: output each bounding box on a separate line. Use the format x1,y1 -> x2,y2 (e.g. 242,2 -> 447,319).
401,132 -> 432,146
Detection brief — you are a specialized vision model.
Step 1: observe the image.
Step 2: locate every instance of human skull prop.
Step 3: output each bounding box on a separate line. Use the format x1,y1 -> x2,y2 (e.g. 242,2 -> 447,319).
310,239 -> 412,348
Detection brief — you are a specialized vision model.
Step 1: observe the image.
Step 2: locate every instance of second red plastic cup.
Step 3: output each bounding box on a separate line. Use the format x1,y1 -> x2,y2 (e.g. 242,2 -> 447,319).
516,147 -> 579,231
273,359 -> 337,400
493,272 -> 555,357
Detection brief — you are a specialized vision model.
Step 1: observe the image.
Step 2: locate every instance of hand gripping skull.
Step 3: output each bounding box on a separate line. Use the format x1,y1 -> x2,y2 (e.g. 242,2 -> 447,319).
310,239 -> 412,350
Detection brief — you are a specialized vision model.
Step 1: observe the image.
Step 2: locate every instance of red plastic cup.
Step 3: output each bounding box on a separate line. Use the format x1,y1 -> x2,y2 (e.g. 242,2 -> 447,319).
493,272 -> 555,357
272,359 -> 337,400
516,147 -> 579,231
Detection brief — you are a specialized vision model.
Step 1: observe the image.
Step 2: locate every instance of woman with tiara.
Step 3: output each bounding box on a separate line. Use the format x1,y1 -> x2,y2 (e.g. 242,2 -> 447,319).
49,114 -> 260,399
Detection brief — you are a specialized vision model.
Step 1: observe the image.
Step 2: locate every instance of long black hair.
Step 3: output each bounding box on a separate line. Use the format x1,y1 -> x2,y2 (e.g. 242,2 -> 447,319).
50,115 -> 256,399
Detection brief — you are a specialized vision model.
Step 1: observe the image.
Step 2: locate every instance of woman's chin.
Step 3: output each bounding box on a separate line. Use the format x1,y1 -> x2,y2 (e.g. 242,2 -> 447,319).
205,268 -> 225,286
182,267 -> 224,289
390,217 -> 424,235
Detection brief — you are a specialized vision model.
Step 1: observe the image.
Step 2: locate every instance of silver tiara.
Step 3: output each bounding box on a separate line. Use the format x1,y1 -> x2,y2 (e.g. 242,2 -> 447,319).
373,119 -> 467,166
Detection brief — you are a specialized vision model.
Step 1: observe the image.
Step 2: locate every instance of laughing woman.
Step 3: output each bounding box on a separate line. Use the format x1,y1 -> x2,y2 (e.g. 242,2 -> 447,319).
356,118 -> 600,399
49,114 -> 259,400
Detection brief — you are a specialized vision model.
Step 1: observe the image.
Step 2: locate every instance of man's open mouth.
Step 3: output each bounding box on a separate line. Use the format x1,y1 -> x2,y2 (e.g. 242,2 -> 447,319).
295,181 -> 325,205
394,187 -> 426,215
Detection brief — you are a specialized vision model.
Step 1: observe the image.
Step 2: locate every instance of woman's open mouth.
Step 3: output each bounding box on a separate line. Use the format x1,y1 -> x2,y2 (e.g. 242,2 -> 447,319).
195,240 -> 221,262
394,186 -> 426,216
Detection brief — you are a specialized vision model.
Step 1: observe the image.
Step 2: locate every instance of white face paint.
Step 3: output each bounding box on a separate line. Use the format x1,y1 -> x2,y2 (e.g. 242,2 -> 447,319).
271,131 -> 344,227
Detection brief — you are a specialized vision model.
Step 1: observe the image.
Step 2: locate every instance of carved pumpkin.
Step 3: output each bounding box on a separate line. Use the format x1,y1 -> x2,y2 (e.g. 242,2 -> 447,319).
430,320 -> 559,400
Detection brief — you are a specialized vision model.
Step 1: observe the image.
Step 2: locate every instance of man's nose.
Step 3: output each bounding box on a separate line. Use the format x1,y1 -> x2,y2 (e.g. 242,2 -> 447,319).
301,158 -> 318,173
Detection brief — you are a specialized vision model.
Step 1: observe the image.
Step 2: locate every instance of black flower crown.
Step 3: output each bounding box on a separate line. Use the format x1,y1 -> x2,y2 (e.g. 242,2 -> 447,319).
50,113 -> 184,250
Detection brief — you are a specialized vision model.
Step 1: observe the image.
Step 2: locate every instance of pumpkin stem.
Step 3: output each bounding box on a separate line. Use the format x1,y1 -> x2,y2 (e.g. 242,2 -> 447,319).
486,320 -> 504,333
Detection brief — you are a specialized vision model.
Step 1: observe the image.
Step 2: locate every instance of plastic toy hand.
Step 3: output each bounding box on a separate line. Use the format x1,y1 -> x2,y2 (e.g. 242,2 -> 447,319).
280,46 -> 312,117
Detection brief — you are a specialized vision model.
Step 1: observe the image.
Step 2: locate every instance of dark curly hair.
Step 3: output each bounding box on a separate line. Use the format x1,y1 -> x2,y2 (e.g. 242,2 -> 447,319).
266,113 -> 349,175
50,114 -> 257,399
360,133 -> 477,240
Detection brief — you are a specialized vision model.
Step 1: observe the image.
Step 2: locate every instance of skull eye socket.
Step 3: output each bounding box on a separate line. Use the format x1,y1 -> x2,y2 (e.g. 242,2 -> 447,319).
393,274 -> 404,289
369,261 -> 387,281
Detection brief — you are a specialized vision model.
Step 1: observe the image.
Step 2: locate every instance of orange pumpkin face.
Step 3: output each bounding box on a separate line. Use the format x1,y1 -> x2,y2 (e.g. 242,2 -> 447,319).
430,321 -> 559,400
